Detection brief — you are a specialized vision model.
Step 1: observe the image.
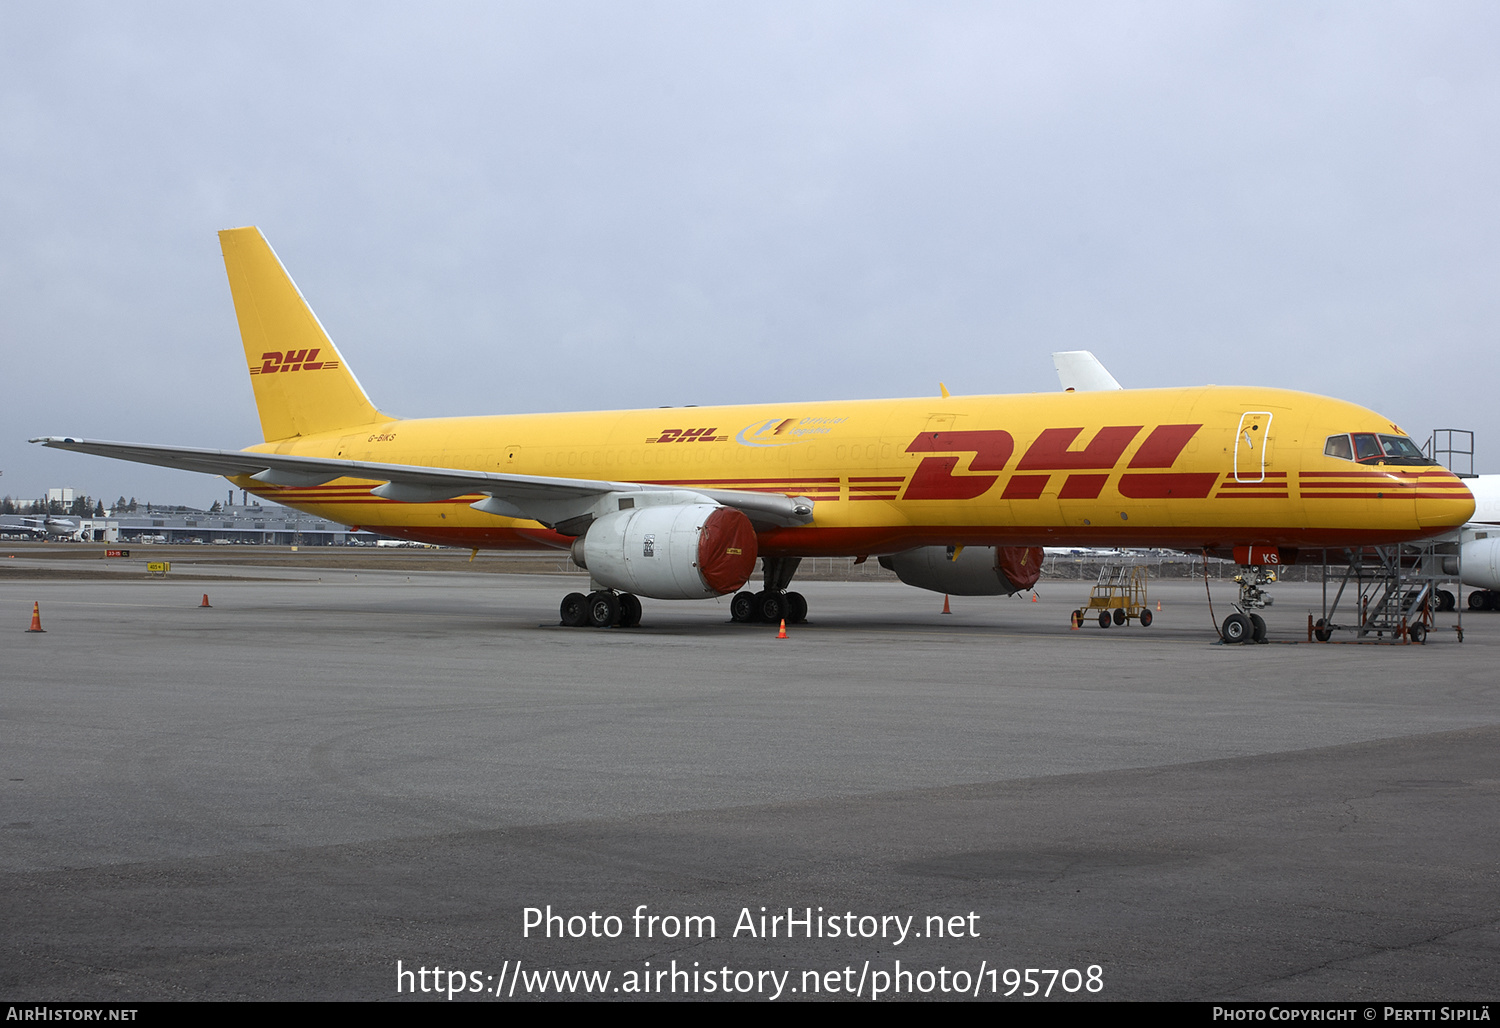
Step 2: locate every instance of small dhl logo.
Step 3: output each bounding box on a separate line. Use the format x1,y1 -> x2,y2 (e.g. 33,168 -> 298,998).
646,427 -> 727,444
251,349 -> 340,375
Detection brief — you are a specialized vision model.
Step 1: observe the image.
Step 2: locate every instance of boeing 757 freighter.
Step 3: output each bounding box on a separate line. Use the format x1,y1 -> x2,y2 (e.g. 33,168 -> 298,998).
33,228 -> 1474,636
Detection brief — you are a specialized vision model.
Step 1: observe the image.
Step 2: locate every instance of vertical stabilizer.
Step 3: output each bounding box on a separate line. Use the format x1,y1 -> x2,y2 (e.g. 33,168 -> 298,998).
220,227 -> 391,441
1052,351 -> 1124,392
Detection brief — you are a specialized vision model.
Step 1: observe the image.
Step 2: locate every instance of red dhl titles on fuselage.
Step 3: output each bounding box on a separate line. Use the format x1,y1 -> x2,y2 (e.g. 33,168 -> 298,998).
236,386 -> 1474,557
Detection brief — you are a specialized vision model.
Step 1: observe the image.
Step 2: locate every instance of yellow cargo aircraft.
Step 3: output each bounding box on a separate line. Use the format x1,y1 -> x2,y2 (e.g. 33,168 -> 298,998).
33,228 -> 1474,638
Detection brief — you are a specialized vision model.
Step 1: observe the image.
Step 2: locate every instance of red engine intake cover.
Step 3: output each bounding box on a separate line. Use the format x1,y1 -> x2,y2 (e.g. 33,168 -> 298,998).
697,507 -> 759,595
996,545 -> 1044,590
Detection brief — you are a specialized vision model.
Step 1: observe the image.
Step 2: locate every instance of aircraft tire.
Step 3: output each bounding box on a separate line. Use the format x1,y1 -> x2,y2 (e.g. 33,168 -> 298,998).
1098,610 -> 1111,628
1468,591 -> 1490,611
1221,613 -> 1251,644
757,590 -> 786,623
1249,613 -> 1267,643
587,590 -> 619,629
1112,608 -> 1127,626
1314,618 -> 1332,642
730,590 -> 759,623
785,591 -> 808,624
560,592 -> 588,627
1139,608 -> 1153,627
618,593 -> 642,628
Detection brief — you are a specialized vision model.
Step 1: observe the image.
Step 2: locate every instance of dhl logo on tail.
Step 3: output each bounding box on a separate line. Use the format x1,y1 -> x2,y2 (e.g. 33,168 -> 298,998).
250,349 -> 341,375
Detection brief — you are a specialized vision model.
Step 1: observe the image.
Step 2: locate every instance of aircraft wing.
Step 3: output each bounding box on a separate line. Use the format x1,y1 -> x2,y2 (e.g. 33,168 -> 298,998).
28,436 -> 816,530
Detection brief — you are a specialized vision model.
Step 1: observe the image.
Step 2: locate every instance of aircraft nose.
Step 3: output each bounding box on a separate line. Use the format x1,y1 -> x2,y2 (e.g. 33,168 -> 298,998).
1415,474 -> 1475,530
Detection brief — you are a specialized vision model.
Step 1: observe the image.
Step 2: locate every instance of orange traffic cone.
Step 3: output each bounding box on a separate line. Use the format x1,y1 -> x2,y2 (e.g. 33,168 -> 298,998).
1156,601 -> 1161,612
1031,593 -> 1038,602
942,594 -> 952,614
200,594 -> 212,608
25,601 -> 44,633
776,619 -> 788,639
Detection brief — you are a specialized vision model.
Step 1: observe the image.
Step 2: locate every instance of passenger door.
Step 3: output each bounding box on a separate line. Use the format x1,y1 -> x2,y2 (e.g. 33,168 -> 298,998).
1235,412 -> 1273,483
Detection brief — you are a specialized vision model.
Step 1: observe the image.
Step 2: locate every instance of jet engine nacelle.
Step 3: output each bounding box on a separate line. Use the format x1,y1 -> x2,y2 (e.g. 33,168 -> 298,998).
1462,536 -> 1500,591
878,545 -> 1044,596
571,503 -> 758,600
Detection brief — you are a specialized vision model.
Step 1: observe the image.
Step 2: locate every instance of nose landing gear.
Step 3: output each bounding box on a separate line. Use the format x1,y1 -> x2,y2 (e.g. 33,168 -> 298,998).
1220,566 -> 1275,643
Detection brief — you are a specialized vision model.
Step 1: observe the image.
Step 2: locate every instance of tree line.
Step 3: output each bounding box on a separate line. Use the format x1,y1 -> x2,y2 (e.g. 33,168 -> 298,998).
0,496 -> 221,517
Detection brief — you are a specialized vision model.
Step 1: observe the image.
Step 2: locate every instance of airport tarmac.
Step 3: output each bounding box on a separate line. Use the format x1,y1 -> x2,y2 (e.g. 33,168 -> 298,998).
2,570 -> 1497,1001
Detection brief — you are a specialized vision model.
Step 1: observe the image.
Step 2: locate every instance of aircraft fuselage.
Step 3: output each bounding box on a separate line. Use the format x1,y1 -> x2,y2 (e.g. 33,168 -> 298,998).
236,385 -> 1472,558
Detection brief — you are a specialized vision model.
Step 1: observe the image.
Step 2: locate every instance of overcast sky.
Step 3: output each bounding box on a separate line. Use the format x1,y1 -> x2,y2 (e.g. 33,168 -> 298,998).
3,1 -> 1498,506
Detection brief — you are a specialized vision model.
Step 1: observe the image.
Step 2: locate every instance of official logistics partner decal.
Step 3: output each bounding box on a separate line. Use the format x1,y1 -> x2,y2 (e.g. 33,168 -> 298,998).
735,417 -> 848,447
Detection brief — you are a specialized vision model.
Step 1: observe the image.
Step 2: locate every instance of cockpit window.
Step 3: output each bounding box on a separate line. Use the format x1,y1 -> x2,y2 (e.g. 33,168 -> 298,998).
1325,431 -> 1437,465
1352,433 -> 1383,460
1380,435 -> 1424,459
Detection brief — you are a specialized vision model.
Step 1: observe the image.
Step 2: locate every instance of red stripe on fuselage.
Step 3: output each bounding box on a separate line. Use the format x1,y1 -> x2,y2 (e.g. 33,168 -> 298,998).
1119,473 -> 1220,499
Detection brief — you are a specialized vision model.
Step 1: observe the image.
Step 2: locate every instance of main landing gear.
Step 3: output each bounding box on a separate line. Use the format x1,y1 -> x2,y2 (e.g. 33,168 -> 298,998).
730,557 -> 809,625
560,590 -> 643,629
1220,565 -> 1275,644
557,555 -> 811,629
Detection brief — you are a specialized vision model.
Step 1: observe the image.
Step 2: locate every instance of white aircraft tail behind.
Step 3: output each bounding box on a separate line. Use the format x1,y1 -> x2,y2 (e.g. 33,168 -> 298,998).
1052,351 -> 1123,392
